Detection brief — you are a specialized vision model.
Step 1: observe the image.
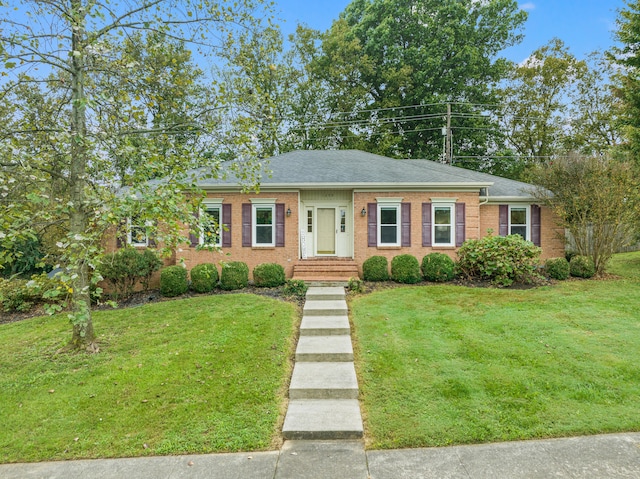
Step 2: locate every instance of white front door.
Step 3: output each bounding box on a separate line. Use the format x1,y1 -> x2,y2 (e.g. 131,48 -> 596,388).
317,208 -> 336,255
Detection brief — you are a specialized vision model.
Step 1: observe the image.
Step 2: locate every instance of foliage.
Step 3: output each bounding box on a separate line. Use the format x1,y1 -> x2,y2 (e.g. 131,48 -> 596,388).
189,263 -> 219,293
312,0 -> 527,160
252,263 -> 286,288
160,266 -> 189,298
570,255 -> 596,279
390,254 -> 421,284
0,0 -> 267,350
0,236 -> 49,278
529,153 -> 640,275
347,277 -> 364,293
0,294 -> 297,461
362,256 -> 390,282
99,248 -> 162,300
0,274 -> 66,313
422,253 -> 456,282
282,279 -> 308,299
545,257 -> 570,280
457,234 -> 542,286
220,261 -> 249,291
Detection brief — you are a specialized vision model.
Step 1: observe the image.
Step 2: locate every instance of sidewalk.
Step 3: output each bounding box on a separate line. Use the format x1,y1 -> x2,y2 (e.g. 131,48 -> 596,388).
2,432 -> 640,479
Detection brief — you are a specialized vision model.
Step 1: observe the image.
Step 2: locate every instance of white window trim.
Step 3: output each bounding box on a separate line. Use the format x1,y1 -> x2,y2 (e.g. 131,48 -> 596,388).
377,203 -> 401,247
200,203 -> 222,247
253,203 -> 275,247
508,205 -> 530,241
128,217 -> 150,247
432,203 -> 455,247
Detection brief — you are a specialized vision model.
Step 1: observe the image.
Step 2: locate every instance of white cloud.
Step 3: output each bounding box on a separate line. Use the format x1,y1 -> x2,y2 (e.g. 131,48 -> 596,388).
520,2 -> 536,11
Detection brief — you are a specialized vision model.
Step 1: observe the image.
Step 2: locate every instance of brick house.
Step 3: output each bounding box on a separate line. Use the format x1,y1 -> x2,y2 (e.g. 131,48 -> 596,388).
111,150 -> 565,281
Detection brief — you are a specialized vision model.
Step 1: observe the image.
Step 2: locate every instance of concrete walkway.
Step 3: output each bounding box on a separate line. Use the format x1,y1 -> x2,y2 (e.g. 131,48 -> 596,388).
3,433 -> 640,478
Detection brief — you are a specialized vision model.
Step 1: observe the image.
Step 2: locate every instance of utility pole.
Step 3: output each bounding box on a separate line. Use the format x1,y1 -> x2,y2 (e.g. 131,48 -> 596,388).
445,102 -> 452,165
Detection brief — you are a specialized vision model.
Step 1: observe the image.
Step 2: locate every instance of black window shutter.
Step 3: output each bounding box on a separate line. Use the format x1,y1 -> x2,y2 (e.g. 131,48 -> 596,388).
401,203 -> 411,247
116,219 -> 126,248
148,221 -> 157,248
422,203 -> 432,247
222,204 -> 232,247
189,209 -> 199,247
499,204 -> 508,236
531,205 -> 541,246
455,203 -> 466,247
367,203 -> 377,247
242,204 -> 252,247
275,204 -> 285,247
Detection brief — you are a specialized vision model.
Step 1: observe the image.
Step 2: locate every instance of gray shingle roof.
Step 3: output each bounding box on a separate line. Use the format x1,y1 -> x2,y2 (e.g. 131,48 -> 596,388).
197,150 -> 534,199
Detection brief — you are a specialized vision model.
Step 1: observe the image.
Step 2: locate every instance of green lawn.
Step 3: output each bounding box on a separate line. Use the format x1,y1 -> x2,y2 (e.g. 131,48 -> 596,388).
0,294 -> 298,463
351,252 -> 640,449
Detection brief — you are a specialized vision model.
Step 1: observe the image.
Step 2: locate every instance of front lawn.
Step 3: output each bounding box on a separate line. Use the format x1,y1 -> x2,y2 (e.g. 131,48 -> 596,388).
351,252 -> 640,449
0,294 -> 298,463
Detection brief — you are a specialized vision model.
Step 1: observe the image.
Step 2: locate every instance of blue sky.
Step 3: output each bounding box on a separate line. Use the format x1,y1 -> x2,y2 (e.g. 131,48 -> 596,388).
273,0 -> 626,62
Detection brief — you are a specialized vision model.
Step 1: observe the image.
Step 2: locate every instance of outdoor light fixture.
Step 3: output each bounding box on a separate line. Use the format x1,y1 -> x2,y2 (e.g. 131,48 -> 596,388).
361,207 -> 367,217
286,207 -> 291,217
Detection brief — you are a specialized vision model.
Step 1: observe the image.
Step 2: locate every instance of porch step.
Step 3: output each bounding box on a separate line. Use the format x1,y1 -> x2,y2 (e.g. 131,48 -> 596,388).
303,300 -> 348,316
295,335 -> 354,362
292,259 -> 359,282
289,362 -> 359,399
306,286 -> 346,301
282,399 -> 364,440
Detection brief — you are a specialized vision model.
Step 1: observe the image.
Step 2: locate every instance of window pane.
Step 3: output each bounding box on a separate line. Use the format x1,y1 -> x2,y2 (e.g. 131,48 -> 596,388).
380,225 -> 397,244
434,226 -> 452,244
203,207 -> 220,244
434,207 -> 451,225
380,207 -> 397,225
131,226 -> 147,245
511,208 -> 526,225
511,226 -> 527,238
256,207 -> 273,225
307,210 -> 313,233
256,225 -> 273,244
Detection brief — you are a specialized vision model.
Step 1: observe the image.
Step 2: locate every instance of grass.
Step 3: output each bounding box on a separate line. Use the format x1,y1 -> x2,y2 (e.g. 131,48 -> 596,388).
351,251 -> 640,449
0,294 -> 298,463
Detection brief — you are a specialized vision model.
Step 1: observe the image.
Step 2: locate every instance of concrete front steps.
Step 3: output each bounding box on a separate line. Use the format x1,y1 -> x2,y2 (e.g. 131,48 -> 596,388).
292,259 -> 359,282
282,287 -> 364,440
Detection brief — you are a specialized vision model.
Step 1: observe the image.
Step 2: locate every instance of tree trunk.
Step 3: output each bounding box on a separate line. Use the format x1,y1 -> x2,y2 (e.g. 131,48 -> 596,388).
68,0 -> 98,352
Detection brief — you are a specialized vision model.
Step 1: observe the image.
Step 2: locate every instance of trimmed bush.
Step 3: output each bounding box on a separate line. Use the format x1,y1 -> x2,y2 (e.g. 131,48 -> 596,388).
545,257 -> 570,280
190,263 -> 219,293
99,247 -> 162,299
220,261 -> 249,291
160,265 -> 188,297
391,254 -> 421,284
253,263 -> 286,287
347,277 -> 364,293
570,255 -> 596,279
457,234 -> 542,286
283,279 -> 308,299
422,253 -> 455,282
362,255 -> 389,281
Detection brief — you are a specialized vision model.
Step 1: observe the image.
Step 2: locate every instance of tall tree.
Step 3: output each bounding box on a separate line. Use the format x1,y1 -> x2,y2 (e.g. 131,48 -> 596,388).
0,0 -> 265,351
609,0 -> 640,162
312,0 -> 527,160
499,39 -> 587,163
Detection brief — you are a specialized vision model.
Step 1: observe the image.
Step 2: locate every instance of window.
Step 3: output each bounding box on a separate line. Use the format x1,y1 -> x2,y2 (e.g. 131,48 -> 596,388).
128,216 -> 149,247
433,204 -> 454,246
307,210 -> 313,233
201,204 -> 221,246
509,206 -> 529,240
378,204 -> 400,246
254,204 -> 275,246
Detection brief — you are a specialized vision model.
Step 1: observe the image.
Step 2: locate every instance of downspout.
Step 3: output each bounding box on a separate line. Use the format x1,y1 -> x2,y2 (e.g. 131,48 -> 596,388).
479,187 -> 489,239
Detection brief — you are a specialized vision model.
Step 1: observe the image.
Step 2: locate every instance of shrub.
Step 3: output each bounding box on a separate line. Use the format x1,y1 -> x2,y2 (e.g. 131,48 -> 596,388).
220,261 -> 249,291
283,279 -> 308,299
570,255 -> 596,279
160,266 -> 188,297
362,256 -> 389,281
347,277 -> 364,293
545,257 -> 570,280
190,263 -> 219,293
99,247 -> 162,299
0,273 -> 64,313
457,234 -> 542,286
253,263 -> 286,287
391,254 -> 421,284
422,253 -> 455,282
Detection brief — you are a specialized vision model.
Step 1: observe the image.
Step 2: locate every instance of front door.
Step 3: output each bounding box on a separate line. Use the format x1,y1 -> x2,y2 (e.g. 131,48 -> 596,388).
316,208 -> 336,255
